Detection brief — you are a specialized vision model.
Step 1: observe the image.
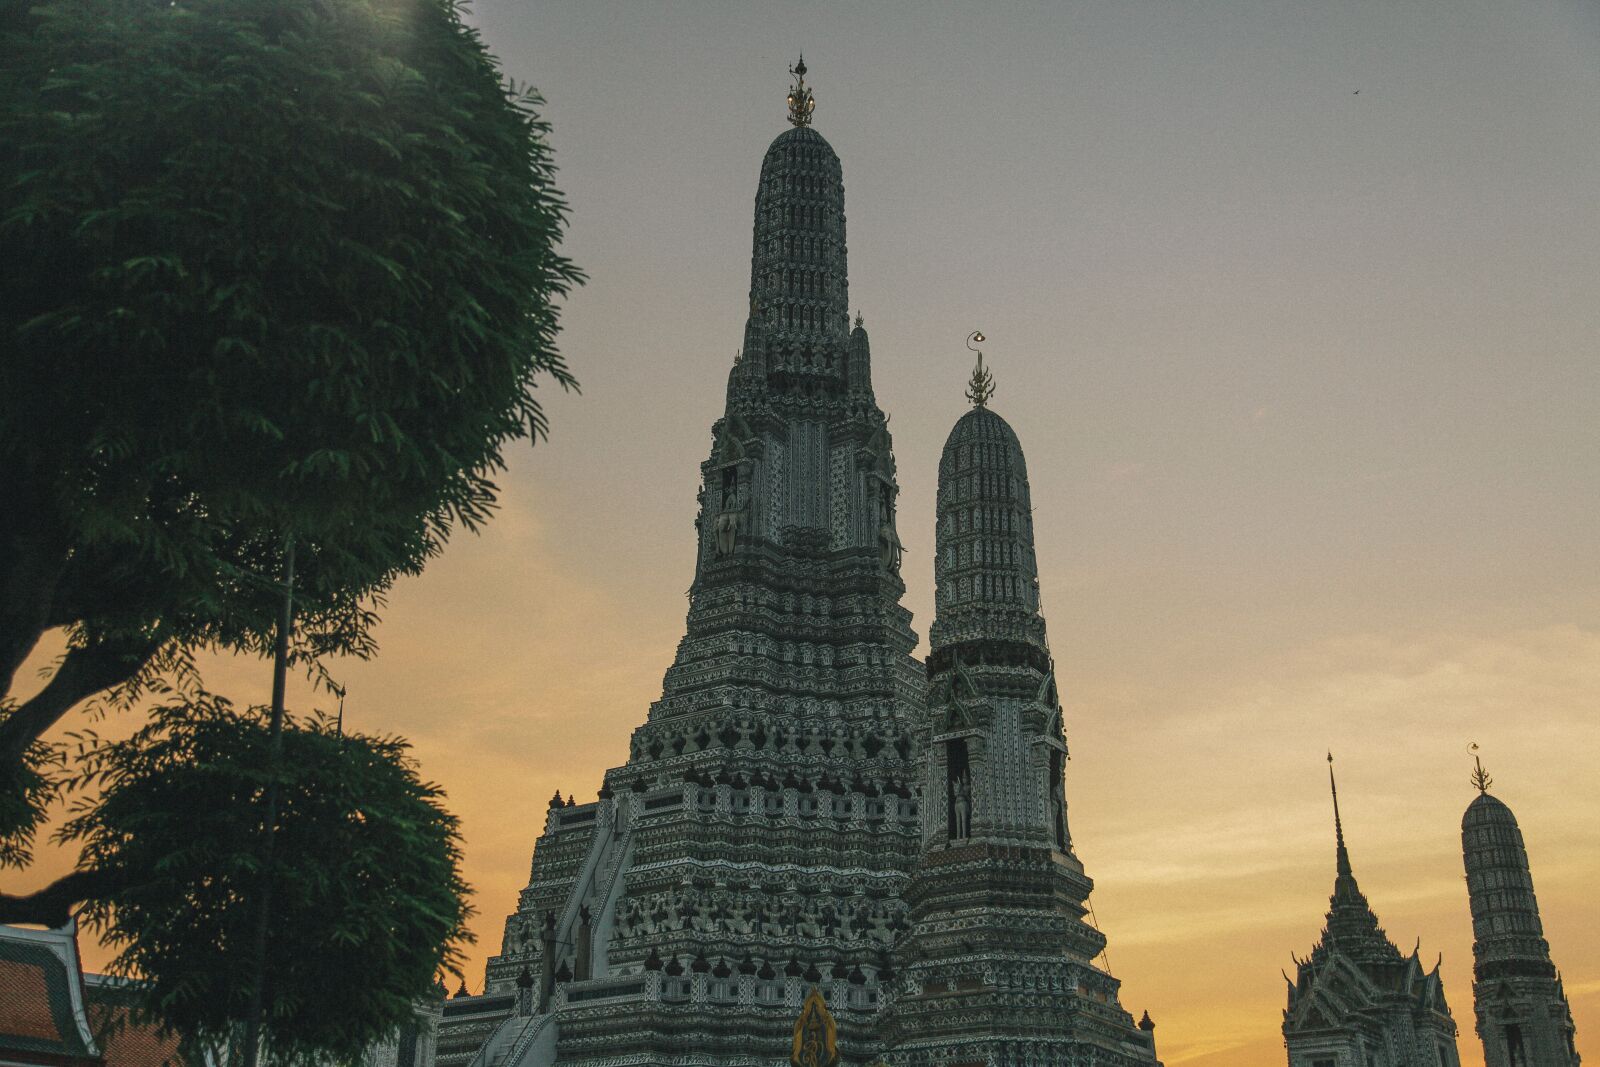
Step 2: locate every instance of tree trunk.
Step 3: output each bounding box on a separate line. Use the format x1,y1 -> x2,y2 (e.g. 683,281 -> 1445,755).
0,526 -> 67,702
240,540 -> 294,1067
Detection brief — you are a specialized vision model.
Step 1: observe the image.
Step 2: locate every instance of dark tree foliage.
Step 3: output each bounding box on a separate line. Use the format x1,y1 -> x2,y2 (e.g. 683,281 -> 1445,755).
59,695 -> 471,1066
0,740 -> 62,868
0,0 -> 582,816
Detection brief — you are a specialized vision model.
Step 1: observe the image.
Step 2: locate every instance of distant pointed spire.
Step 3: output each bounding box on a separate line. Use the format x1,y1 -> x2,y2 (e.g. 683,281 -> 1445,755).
786,56 -> 815,127
1328,752 -> 1352,879
1305,754 -> 1400,966
1469,742 -> 1492,795
964,331 -> 994,407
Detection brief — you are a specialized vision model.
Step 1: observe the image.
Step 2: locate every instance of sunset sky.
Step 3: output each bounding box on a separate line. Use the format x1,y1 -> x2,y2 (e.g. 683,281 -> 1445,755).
16,2 -> 1600,1065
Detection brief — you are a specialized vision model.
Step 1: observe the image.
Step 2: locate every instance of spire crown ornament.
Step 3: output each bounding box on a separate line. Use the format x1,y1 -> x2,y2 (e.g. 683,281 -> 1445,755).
964,331 -> 994,407
786,56 -> 816,127
1469,742 -> 1492,795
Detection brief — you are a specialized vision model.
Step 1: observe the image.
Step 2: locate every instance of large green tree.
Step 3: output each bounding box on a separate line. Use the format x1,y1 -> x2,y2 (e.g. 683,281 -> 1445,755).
0,0 -> 578,839
0,0 -> 579,1051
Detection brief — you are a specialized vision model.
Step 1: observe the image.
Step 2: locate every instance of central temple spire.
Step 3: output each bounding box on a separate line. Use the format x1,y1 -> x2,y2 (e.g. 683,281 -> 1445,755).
479,80 -> 924,1067
742,61 -> 849,348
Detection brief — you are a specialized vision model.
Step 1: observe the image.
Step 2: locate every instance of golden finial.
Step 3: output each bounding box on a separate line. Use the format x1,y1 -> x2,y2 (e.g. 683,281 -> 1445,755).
1469,742 -> 1492,795
786,56 -> 816,128
965,331 -> 994,407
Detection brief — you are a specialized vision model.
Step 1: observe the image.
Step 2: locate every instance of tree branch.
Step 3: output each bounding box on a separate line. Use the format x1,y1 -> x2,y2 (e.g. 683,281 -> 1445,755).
0,636 -> 160,767
0,868 -> 113,927
0,530 -> 66,701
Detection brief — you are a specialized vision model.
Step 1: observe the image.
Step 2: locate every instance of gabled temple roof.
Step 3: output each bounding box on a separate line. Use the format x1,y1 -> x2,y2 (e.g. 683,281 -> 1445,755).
0,922 -> 198,1067
0,922 -> 98,1064
1284,760 -> 1455,1047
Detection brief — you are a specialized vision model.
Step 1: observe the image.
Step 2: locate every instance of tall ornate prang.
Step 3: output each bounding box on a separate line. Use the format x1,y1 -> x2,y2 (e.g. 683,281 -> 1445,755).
1282,757 -> 1460,1067
880,343 -> 1162,1067
451,61 -> 925,1067
1461,754 -> 1580,1067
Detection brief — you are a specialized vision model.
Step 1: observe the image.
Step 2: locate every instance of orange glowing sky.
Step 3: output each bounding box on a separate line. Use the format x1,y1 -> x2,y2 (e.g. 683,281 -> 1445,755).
16,3 -> 1600,1064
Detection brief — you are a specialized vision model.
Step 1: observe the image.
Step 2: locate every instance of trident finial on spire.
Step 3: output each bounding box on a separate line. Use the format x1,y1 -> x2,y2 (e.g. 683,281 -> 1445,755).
965,331 -> 994,407
1328,752 -> 1352,878
786,56 -> 815,127
1469,742 -> 1492,795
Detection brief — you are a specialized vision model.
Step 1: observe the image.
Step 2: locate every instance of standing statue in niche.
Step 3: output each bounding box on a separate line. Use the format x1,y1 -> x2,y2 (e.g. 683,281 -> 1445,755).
950,774 -> 973,840
714,478 -> 745,556
1052,773 -> 1069,851
876,484 -> 902,573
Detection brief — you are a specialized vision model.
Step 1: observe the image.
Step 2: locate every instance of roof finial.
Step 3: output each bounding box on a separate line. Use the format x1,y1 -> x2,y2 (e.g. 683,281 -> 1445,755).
1469,742 -> 1492,795
786,56 -> 815,128
853,309 -> 864,329
965,331 -> 994,407
1328,752 -> 1352,878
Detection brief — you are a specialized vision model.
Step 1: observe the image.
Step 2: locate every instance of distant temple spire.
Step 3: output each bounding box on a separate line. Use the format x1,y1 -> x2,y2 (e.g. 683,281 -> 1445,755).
1284,756 -> 1460,1063
1462,766 -> 1579,1065
786,55 -> 815,127
1328,752 -> 1352,879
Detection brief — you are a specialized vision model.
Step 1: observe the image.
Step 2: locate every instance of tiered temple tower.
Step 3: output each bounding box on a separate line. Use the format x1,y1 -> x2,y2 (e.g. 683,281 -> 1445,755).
1461,758 -> 1580,1067
880,350 -> 1162,1067
1282,758 -> 1459,1067
436,60 -> 926,1067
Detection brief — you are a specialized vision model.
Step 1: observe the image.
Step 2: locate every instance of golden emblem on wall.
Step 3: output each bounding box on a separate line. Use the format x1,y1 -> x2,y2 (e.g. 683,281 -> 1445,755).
791,985 -> 839,1067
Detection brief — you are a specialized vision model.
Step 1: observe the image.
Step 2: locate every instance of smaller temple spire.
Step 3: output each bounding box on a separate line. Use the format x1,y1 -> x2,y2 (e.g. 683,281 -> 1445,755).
1328,752 -> 1352,879
964,331 -> 995,407
1469,742 -> 1492,795
786,56 -> 815,127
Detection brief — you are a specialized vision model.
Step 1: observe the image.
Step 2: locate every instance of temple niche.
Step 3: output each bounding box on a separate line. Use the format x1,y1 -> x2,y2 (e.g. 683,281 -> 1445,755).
945,738 -> 971,841
1049,747 -> 1068,852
